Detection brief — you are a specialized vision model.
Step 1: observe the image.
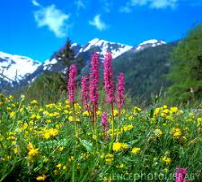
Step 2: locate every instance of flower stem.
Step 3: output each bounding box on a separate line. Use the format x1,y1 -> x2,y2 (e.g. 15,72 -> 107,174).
116,107 -> 121,141
111,103 -> 114,138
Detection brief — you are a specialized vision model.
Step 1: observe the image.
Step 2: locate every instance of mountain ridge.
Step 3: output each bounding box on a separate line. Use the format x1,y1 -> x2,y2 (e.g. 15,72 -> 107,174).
0,38 -> 167,91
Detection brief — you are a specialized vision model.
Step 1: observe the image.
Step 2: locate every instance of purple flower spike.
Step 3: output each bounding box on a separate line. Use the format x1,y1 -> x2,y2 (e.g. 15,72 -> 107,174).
89,52 -> 100,107
116,73 -> 125,109
175,167 -> 188,182
101,112 -> 109,132
104,52 -> 115,103
81,75 -> 89,109
68,65 -> 77,103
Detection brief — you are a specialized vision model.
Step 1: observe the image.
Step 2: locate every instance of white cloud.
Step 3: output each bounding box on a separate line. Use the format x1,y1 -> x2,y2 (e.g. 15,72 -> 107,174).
32,0 -> 40,7
131,0 -> 148,6
151,0 -> 177,9
120,0 -> 178,12
34,4 -> 70,38
119,6 -> 132,13
75,0 -> 86,9
89,14 -> 107,31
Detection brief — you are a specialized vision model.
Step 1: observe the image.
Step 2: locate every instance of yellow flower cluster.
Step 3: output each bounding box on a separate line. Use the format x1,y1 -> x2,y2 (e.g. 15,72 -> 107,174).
162,156 -> 171,165
122,124 -> 133,132
171,127 -> 182,139
112,142 -> 128,152
131,147 -> 141,154
36,174 -> 47,181
41,128 -> 58,140
154,105 -> 181,120
27,142 -> 39,157
154,129 -> 163,138
105,153 -> 114,162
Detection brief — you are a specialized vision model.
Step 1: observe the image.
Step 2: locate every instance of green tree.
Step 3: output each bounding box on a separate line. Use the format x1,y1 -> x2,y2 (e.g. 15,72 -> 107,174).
56,39 -> 84,90
56,39 -> 75,68
168,24 -> 202,104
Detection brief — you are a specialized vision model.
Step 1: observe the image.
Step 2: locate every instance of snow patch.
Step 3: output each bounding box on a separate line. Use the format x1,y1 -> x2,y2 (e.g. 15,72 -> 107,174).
0,51 -> 41,83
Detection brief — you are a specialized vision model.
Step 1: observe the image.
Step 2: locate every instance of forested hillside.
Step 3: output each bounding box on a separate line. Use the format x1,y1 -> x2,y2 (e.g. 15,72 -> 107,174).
113,42 -> 178,102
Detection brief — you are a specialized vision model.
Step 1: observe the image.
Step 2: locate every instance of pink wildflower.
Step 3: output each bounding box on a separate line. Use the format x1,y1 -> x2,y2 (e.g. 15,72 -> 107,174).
116,73 -> 125,109
101,112 -> 109,132
175,167 -> 188,182
68,65 -> 77,103
81,75 -> 89,109
89,53 -> 100,106
104,52 -> 115,103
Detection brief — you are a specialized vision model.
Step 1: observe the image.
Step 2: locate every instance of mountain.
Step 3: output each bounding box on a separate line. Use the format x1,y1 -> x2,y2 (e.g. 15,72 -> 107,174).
0,38 -> 167,91
134,39 -> 166,51
0,51 -> 41,90
113,41 -> 178,103
33,38 -> 166,76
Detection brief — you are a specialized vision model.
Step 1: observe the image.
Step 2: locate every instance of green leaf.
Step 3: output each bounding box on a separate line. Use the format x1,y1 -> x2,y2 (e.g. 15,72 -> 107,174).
80,139 -> 93,153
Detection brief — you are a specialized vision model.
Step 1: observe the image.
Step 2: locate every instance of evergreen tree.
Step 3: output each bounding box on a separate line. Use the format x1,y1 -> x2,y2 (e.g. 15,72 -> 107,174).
168,24 -> 202,104
56,39 -> 84,90
56,39 -> 75,68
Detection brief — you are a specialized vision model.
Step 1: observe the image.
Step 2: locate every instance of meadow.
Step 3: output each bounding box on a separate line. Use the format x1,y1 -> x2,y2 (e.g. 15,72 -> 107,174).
0,52 -> 201,182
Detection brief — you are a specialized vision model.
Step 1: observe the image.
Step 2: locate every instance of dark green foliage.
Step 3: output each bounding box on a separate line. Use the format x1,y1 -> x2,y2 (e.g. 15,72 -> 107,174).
56,39 -> 75,68
113,42 -> 177,104
56,39 -> 84,90
21,39 -> 85,104
167,24 -> 202,105
24,72 -> 66,104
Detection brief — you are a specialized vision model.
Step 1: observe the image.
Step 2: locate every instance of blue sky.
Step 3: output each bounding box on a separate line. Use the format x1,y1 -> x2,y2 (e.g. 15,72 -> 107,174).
0,0 -> 202,62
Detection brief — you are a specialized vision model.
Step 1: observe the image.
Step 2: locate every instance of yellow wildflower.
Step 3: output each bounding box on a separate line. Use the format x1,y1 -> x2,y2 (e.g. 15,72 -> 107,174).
68,116 -> 73,122
36,174 -> 47,181
45,119 -> 51,123
113,109 -> 119,117
131,147 -> 141,154
13,147 -> 18,154
9,95 -> 14,100
9,112 -> 15,118
128,115 -> 133,121
82,111 -> 89,117
56,163 -> 63,169
123,124 -> 133,132
154,129 -> 162,138
112,142 -> 128,152
68,156 -> 74,162
59,146 -> 64,152
28,148 -> 39,157
171,128 -> 182,139
27,142 -> 39,157
116,163 -> 125,168
121,143 -> 128,149
43,132 -> 51,140
112,142 -> 121,152
170,107 -> 178,114
105,153 -> 114,162
162,156 -> 171,165
96,110 -> 101,117
27,142 -> 34,150
20,95 -> 25,100
31,100 -> 38,105
154,107 -> 161,118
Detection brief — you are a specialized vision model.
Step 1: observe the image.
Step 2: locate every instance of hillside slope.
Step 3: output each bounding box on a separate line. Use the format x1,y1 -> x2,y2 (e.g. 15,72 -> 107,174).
113,42 -> 178,102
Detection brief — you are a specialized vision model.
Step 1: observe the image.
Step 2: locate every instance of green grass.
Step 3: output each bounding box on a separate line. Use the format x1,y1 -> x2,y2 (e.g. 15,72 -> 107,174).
0,94 -> 201,181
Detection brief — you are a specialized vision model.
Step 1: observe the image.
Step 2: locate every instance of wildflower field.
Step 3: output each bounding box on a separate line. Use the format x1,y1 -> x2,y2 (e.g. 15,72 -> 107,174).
0,52 -> 201,182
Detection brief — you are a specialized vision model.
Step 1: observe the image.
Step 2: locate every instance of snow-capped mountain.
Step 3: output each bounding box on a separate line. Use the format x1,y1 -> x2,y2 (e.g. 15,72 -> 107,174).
0,38 -> 166,90
79,38 -> 133,60
135,39 -> 166,51
0,51 -> 41,86
39,38 -> 133,73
